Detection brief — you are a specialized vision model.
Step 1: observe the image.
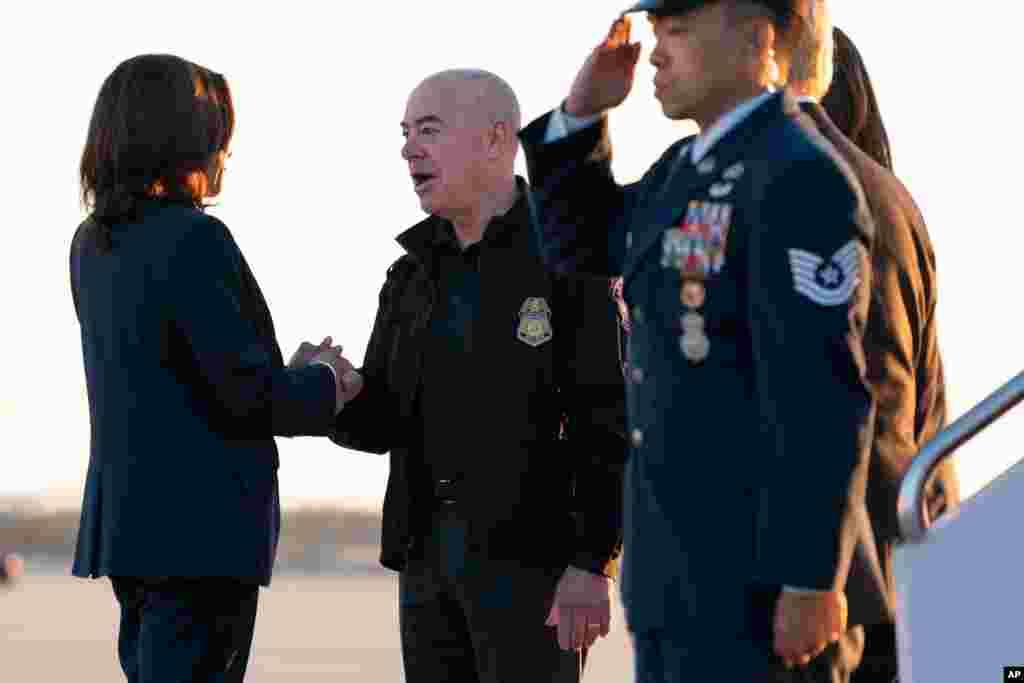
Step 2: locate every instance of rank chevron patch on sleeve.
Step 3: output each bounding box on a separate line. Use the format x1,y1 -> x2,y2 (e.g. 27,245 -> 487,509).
787,240 -> 862,307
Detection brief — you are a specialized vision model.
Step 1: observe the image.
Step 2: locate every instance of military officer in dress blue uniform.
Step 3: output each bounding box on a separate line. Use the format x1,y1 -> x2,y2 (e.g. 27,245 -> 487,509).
520,0 -> 877,680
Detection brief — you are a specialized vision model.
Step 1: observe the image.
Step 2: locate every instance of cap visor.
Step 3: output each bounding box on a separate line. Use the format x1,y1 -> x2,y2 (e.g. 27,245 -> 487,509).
622,0 -> 663,14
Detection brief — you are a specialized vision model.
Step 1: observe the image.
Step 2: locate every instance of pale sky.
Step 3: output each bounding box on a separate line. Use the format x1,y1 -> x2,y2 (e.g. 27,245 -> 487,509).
3,2 -> 1022,511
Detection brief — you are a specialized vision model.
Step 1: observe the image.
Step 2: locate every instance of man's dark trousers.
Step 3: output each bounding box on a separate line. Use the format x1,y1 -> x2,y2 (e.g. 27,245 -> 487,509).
399,505 -> 584,683
111,577 -> 259,683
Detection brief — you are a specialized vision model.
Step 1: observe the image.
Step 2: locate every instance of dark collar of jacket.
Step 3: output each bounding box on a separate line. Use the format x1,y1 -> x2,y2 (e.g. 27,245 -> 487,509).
395,176 -> 532,262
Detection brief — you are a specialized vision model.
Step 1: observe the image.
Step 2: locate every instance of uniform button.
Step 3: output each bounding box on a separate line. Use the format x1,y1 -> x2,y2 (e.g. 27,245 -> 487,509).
632,306 -> 645,324
631,367 -> 645,384
631,429 -> 644,448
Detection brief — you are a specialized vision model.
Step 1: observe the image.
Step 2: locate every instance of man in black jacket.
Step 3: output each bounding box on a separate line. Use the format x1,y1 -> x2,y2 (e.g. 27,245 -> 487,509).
328,69 -> 627,682
787,5 -> 959,682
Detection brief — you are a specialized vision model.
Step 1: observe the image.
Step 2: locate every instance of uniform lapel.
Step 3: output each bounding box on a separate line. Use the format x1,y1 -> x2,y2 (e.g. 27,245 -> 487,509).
622,145 -> 701,285
696,91 -> 790,181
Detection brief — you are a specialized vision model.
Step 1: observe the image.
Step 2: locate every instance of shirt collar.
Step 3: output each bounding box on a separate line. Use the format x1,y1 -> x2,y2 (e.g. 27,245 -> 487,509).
435,177 -> 530,251
398,176 -> 532,260
690,89 -> 777,164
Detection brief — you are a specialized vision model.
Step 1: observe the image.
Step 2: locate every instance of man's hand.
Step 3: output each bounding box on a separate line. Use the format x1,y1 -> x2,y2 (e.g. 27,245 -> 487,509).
773,589 -> 847,667
289,338 -> 363,413
288,336 -> 336,370
308,348 -> 363,414
565,16 -> 643,118
332,362 -> 364,406
545,566 -> 612,651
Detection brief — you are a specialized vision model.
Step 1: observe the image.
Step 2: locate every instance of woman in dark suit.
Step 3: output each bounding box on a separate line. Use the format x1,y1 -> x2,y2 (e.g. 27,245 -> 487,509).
70,54 -> 357,683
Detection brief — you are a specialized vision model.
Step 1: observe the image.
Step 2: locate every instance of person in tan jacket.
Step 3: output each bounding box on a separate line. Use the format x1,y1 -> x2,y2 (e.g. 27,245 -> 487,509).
788,4 -> 960,681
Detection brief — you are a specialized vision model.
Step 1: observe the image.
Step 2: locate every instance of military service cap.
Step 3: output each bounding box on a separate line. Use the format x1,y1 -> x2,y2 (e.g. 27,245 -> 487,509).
623,0 -> 796,23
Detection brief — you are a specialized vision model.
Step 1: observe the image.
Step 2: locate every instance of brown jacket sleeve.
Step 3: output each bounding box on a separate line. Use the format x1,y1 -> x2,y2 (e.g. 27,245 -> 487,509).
863,184 -> 956,543
803,102 -> 958,545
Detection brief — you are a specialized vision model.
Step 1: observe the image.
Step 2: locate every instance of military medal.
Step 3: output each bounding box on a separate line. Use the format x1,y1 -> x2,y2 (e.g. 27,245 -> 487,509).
723,162 -> 745,181
680,281 -> 705,308
680,312 -> 710,363
709,181 -> 733,199
661,200 -> 733,364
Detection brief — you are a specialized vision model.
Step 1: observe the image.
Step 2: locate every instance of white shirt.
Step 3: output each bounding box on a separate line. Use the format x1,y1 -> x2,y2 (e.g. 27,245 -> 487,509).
687,89 -> 776,164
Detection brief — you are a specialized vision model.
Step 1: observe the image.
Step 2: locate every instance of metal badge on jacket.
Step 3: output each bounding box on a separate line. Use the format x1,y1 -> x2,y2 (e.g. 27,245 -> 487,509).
517,297 -> 553,347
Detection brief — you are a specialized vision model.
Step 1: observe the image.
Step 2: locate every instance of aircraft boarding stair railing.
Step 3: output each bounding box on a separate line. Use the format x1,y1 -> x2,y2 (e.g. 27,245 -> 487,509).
894,370 -> 1024,683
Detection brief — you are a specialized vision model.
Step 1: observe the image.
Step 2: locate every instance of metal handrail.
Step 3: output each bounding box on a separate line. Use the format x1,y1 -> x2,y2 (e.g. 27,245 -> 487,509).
897,370 -> 1024,543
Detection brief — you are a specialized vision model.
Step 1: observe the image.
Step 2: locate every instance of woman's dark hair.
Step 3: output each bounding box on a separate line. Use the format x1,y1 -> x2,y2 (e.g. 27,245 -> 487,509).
821,27 -> 893,171
79,54 -> 234,250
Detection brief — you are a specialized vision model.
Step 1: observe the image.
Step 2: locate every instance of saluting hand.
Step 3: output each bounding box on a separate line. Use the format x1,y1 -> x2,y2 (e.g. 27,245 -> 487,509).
565,16 -> 643,118
773,589 -> 848,668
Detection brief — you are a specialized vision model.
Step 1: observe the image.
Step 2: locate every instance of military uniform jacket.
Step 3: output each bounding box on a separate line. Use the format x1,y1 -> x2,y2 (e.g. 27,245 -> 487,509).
329,182 -> 628,576
521,91 -> 877,647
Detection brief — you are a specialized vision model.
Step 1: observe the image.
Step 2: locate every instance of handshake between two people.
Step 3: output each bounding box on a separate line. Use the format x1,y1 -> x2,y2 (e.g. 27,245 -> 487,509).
287,336 -> 364,415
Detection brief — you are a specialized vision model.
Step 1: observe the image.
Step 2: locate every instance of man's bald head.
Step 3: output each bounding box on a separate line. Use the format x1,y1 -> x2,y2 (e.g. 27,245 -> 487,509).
788,0 -> 834,100
414,69 -> 522,134
401,69 -> 521,218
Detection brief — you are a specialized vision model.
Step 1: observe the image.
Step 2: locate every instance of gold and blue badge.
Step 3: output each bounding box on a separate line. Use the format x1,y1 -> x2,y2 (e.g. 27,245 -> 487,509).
517,297 -> 553,347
